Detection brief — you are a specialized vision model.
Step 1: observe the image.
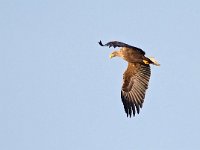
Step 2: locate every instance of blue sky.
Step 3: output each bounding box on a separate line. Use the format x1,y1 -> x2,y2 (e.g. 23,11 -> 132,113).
1,0 -> 200,150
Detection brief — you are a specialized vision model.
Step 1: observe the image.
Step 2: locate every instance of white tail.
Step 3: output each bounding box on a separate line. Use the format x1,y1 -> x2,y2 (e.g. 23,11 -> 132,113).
149,57 -> 160,66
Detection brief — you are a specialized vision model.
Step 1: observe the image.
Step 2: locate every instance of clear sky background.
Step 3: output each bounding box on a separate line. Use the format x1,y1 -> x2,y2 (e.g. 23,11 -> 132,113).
1,0 -> 200,150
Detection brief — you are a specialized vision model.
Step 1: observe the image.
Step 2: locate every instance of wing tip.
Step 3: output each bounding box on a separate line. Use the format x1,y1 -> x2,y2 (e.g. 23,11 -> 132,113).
121,92 -> 138,118
98,40 -> 104,46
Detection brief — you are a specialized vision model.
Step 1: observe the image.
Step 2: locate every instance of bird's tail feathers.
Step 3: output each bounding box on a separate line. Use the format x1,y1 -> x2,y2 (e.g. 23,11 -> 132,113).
149,57 -> 160,66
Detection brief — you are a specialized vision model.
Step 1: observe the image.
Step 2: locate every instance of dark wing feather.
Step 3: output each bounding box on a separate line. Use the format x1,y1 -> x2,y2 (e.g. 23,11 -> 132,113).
121,63 -> 151,117
98,40 -> 145,55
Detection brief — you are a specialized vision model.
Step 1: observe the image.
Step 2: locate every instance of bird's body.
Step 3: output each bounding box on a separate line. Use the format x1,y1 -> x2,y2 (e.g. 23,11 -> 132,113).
99,40 -> 160,117
111,47 -> 151,64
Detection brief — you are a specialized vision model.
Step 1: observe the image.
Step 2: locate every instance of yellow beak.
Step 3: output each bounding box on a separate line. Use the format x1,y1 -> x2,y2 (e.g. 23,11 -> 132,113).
109,53 -> 115,59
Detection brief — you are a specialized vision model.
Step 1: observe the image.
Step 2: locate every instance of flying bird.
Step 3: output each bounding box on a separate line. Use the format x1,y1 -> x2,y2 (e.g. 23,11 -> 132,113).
99,40 -> 160,117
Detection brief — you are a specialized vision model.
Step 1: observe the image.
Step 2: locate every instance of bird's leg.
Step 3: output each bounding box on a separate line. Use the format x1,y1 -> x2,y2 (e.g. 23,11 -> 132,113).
143,60 -> 150,64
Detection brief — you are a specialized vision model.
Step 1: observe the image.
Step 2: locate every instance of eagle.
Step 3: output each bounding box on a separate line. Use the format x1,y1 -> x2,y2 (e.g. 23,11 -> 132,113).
99,40 -> 160,117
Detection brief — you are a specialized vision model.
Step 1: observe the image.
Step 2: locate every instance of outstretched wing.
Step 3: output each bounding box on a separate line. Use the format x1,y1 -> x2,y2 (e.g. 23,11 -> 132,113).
99,40 -> 145,55
121,63 -> 151,117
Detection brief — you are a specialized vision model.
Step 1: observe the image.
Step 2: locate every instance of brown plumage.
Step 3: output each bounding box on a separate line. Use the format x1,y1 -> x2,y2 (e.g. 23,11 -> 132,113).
99,40 -> 160,117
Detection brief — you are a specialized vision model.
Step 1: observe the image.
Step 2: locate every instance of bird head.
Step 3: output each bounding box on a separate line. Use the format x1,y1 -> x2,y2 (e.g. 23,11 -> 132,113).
109,51 -> 119,59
